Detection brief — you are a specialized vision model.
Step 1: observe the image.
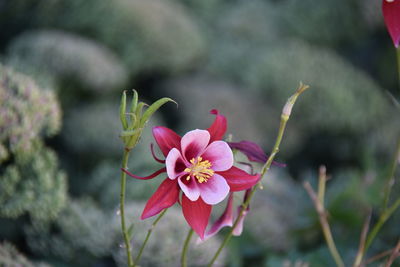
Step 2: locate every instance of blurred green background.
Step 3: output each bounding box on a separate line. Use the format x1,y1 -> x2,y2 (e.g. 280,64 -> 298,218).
1,0 -> 400,266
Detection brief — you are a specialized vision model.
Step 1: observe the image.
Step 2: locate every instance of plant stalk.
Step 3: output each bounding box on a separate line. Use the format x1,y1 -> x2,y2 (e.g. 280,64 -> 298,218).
181,229 -> 194,267
134,209 -> 168,265
120,148 -> 133,267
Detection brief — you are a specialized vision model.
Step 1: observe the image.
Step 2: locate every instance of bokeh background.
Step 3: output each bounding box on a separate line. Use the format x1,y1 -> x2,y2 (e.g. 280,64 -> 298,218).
1,0 -> 400,266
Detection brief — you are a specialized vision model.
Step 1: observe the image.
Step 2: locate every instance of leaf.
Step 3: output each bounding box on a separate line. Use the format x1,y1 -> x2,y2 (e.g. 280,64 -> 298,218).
119,91 -> 128,129
140,97 -> 177,127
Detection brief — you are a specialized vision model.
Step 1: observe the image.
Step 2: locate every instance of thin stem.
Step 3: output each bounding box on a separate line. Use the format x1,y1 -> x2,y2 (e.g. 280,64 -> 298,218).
208,114 -> 289,267
134,209 -> 168,265
383,138 -> 400,210
353,211 -> 371,267
303,181 -> 345,267
181,229 -> 194,267
365,197 -> 400,251
120,149 -> 133,267
207,83 -> 309,267
385,239 -> 400,267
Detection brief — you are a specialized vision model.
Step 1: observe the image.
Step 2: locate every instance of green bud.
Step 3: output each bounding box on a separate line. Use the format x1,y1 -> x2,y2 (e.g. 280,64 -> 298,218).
119,91 -> 128,130
130,89 -> 139,114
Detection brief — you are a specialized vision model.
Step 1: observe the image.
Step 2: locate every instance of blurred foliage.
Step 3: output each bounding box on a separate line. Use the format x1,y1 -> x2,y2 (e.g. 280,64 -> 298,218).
113,202 -> 227,267
0,64 -> 61,162
0,242 -> 50,267
1,0 -> 400,266
0,141 -> 67,221
6,30 -> 128,93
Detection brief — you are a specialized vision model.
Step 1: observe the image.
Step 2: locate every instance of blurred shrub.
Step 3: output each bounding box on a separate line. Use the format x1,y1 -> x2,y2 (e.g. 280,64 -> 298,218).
0,141 -> 67,221
26,198 -> 116,266
278,0 -> 366,46
62,100 -> 164,159
87,160 -> 164,209
11,0 -> 206,76
113,202 -> 227,267
6,30 -> 128,93
243,40 -> 389,134
161,75 -> 289,148
0,242 -> 50,267
0,64 -> 61,162
245,170 -> 309,252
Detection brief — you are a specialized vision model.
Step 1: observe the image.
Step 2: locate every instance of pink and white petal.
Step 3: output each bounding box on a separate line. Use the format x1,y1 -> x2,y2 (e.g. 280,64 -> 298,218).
141,178 -> 179,219
182,195 -> 212,240
165,148 -> 187,179
202,141 -> 233,171
181,129 -> 210,161
178,176 -> 200,201
207,109 -> 227,143
218,166 -> 260,192
201,193 -> 234,242
152,126 -> 181,157
198,173 -> 229,205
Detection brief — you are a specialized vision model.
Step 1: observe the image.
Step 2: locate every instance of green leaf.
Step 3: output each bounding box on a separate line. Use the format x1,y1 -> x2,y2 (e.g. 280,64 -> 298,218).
119,91 -> 128,129
130,89 -> 139,113
140,97 -> 177,127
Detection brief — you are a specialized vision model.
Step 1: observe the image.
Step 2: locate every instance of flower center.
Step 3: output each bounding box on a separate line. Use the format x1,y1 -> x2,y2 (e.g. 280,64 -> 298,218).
184,156 -> 214,183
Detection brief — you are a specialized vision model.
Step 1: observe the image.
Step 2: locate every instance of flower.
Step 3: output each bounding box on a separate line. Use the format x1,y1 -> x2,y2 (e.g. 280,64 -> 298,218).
382,0 -> 400,48
123,110 -> 260,239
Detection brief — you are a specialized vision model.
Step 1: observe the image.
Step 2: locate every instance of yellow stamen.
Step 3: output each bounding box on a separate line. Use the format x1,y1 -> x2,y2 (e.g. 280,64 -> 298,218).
184,156 -> 214,183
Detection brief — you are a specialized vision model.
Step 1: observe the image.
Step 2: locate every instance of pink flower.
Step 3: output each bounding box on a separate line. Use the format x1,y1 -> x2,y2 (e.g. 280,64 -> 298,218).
383,0 -> 400,47
123,110 -> 260,239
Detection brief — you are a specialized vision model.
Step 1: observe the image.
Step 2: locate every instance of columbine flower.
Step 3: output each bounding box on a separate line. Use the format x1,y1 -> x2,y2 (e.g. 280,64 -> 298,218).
383,0 -> 400,48
123,110 -> 260,239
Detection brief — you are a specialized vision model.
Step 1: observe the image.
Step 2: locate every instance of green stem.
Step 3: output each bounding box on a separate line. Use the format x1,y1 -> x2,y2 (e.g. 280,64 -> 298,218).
383,138 -> 400,209
207,83 -> 309,266
397,47 -> 400,88
120,149 -> 133,267
365,197 -> 400,252
181,229 -> 194,267
207,116 -> 289,267
134,209 -> 168,265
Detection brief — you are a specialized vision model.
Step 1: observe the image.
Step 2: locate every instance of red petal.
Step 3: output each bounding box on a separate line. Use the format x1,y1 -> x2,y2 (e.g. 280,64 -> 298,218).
383,0 -> 400,47
207,109 -> 227,143
152,126 -> 181,157
122,167 -> 166,180
218,166 -> 260,192
203,193 -> 234,241
141,178 -> 179,219
182,195 -> 212,239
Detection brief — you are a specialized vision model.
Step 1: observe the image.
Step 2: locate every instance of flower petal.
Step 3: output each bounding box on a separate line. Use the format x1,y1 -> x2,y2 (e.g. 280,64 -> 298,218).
152,126 -> 181,157
232,207 -> 249,236
165,148 -> 188,179
141,178 -> 179,219
207,109 -> 227,143
202,141 -> 233,171
178,176 -> 200,201
383,0 -> 400,48
218,166 -> 260,192
122,167 -> 166,180
198,173 -> 230,205
228,141 -> 286,167
182,194 -> 212,239
181,129 -> 210,161
202,193 -> 234,241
